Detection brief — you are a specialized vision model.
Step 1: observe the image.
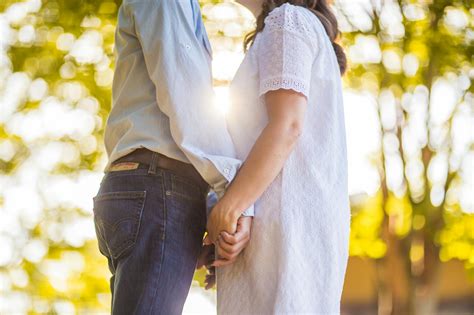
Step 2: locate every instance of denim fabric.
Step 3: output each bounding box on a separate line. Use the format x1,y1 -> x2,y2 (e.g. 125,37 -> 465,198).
93,159 -> 209,315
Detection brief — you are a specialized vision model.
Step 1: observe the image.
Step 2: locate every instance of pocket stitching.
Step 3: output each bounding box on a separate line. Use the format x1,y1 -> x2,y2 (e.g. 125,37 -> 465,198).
93,190 -> 147,260
111,191 -> 146,260
93,190 -> 146,202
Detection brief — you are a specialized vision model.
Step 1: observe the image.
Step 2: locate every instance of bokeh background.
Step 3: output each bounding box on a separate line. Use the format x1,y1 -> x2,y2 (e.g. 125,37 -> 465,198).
0,0 -> 473,314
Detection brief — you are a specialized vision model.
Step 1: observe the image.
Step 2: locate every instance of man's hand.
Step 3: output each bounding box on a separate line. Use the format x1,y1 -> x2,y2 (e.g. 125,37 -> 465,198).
205,203 -> 241,244
197,243 -> 214,270
196,243 -> 216,290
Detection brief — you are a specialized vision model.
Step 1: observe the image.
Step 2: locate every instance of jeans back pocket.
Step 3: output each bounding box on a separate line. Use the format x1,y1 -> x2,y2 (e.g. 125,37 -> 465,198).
93,191 -> 147,261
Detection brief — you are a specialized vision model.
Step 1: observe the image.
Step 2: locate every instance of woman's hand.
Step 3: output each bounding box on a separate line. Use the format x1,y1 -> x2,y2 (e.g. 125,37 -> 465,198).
199,216 -> 253,290
213,216 -> 252,267
205,203 -> 240,244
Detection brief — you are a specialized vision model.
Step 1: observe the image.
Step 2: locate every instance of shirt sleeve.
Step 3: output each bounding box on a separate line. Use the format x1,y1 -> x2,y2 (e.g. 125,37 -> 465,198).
124,0 -> 254,216
257,5 -> 319,99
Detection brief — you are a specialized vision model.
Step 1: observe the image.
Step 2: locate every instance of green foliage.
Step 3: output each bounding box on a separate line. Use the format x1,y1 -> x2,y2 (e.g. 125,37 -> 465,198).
337,0 -> 473,274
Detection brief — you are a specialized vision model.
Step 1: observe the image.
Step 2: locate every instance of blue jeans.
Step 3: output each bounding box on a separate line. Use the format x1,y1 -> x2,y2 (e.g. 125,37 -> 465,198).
92,158 -> 210,314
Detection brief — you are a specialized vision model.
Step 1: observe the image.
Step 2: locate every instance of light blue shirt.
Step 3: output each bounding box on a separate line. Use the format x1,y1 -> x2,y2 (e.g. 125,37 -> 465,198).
104,0 -> 254,216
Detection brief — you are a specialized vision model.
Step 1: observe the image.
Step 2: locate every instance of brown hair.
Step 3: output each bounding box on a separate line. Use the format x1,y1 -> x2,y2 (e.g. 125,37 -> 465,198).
244,0 -> 347,75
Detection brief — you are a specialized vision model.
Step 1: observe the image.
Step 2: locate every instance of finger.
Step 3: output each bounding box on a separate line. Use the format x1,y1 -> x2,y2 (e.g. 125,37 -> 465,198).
196,245 -> 214,269
216,237 -> 238,254
237,216 -> 253,235
213,257 -> 237,267
219,231 -> 238,245
198,254 -> 215,270
218,231 -> 250,250
216,239 -> 242,260
215,239 -> 246,260
205,283 -> 215,290
207,265 -> 216,274
203,234 -> 213,245
215,242 -> 231,260
212,249 -> 237,266
205,263 -> 215,271
221,230 -> 249,245
205,275 -> 216,290
205,266 -> 216,290
215,246 -> 236,261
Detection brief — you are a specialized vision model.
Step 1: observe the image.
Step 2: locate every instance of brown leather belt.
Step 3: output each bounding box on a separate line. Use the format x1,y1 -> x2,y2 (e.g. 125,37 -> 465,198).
110,148 -> 209,189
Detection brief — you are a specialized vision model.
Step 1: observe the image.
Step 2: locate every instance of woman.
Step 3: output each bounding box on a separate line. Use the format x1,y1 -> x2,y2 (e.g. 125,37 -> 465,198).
205,0 -> 351,313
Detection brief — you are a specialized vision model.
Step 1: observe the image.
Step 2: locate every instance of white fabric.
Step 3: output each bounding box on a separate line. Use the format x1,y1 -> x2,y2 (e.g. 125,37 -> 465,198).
217,4 -> 351,314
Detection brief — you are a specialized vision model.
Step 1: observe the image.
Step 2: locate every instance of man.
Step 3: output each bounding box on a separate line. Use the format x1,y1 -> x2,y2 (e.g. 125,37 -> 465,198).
92,0 -> 253,314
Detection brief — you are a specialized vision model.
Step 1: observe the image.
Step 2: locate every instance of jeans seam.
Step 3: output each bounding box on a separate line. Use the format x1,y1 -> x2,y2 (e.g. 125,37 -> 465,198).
166,190 -> 203,202
169,173 -> 209,201
148,175 -> 168,314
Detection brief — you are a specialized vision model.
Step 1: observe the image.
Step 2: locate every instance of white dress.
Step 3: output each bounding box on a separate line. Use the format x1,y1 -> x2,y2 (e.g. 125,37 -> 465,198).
216,4 -> 351,315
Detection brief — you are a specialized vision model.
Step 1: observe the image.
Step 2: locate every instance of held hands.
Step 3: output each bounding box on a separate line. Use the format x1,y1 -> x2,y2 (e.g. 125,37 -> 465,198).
198,216 -> 253,289
209,216 -> 252,267
205,203 -> 241,244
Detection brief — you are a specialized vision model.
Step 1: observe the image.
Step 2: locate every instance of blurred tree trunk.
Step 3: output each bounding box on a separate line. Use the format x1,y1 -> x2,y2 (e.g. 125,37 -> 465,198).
350,0 -> 473,312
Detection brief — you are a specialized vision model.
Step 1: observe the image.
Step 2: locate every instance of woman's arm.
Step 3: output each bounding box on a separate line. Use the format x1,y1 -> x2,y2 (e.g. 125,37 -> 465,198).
206,89 -> 308,242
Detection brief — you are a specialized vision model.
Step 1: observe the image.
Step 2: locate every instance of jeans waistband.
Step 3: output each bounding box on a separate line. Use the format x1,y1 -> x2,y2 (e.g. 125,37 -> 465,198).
109,148 -> 209,191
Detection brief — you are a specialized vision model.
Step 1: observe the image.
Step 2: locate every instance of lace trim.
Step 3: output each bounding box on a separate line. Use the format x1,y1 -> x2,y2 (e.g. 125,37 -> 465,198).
260,76 -> 310,98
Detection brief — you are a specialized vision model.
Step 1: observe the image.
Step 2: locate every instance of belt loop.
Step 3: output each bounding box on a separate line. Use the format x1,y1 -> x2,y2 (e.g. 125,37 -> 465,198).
148,152 -> 159,175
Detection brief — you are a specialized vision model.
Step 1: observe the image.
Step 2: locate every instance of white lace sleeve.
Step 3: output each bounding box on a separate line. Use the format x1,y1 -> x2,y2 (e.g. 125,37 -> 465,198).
257,4 -> 318,98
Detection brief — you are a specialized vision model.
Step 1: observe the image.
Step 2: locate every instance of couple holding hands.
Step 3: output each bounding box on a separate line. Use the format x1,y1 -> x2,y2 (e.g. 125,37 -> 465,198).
92,0 -> 350,314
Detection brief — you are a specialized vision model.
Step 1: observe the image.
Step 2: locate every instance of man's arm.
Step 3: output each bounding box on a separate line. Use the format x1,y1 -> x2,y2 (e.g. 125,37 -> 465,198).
123,0 -> 253,216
